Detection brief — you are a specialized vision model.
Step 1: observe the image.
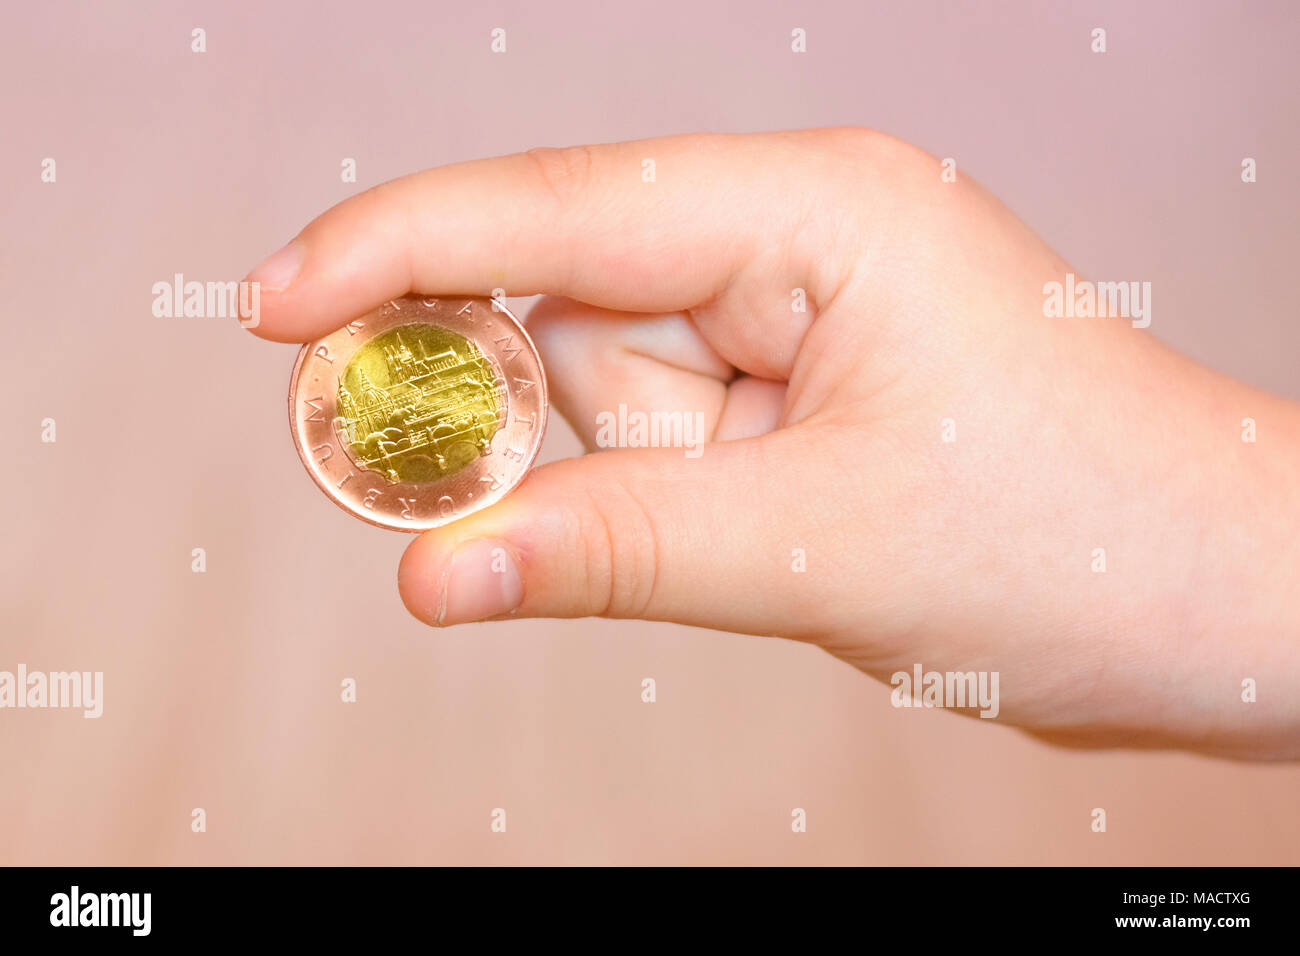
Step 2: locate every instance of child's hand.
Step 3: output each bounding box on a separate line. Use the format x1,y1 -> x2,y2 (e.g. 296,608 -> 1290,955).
246,129 -> 1300,759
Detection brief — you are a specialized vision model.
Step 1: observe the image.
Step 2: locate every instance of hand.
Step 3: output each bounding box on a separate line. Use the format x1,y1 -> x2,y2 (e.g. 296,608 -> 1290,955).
246,128 -> 1300,759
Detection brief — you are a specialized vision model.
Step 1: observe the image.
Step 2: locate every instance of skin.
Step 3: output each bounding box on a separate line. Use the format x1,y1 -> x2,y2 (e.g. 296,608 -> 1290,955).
246,128 -> 1300,760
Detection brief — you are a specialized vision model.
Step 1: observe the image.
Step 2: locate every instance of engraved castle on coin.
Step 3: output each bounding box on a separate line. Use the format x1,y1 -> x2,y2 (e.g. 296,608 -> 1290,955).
336,324 -> 505,483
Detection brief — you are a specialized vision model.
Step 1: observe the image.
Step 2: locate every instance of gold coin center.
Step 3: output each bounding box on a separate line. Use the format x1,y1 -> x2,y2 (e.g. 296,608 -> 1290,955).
337,323 -> 502,483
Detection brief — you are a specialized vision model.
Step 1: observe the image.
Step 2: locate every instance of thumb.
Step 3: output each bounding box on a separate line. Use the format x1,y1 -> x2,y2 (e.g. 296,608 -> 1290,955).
397,434 -> 819,635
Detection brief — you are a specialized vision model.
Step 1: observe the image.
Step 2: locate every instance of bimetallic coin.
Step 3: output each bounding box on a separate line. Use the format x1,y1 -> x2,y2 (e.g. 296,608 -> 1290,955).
289,295 -> 547,531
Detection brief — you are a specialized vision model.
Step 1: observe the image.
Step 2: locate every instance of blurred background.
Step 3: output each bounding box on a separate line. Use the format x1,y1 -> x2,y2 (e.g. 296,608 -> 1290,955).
2,0 -> 1297,864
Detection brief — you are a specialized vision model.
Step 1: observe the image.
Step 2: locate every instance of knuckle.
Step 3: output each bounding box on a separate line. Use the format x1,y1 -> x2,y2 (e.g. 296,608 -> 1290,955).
810,124 -> 884,150
524,144 -> 597,207
580,477 -> 660,620
807,125 -> 936,180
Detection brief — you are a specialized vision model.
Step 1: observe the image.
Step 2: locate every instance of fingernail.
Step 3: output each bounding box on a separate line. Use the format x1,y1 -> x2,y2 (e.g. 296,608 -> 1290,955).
438,538 -> 523,625
245,240 -> 304,292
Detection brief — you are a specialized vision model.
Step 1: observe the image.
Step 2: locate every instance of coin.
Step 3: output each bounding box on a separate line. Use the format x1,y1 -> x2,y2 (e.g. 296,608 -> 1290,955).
288,295 -> 547,532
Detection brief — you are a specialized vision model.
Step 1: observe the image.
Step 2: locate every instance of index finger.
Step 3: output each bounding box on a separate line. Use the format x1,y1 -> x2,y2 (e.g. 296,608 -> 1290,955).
243,131 -> 814,343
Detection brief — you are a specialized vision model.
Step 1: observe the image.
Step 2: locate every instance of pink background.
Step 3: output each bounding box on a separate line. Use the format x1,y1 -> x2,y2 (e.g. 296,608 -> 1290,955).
3,0 -> 1297,864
